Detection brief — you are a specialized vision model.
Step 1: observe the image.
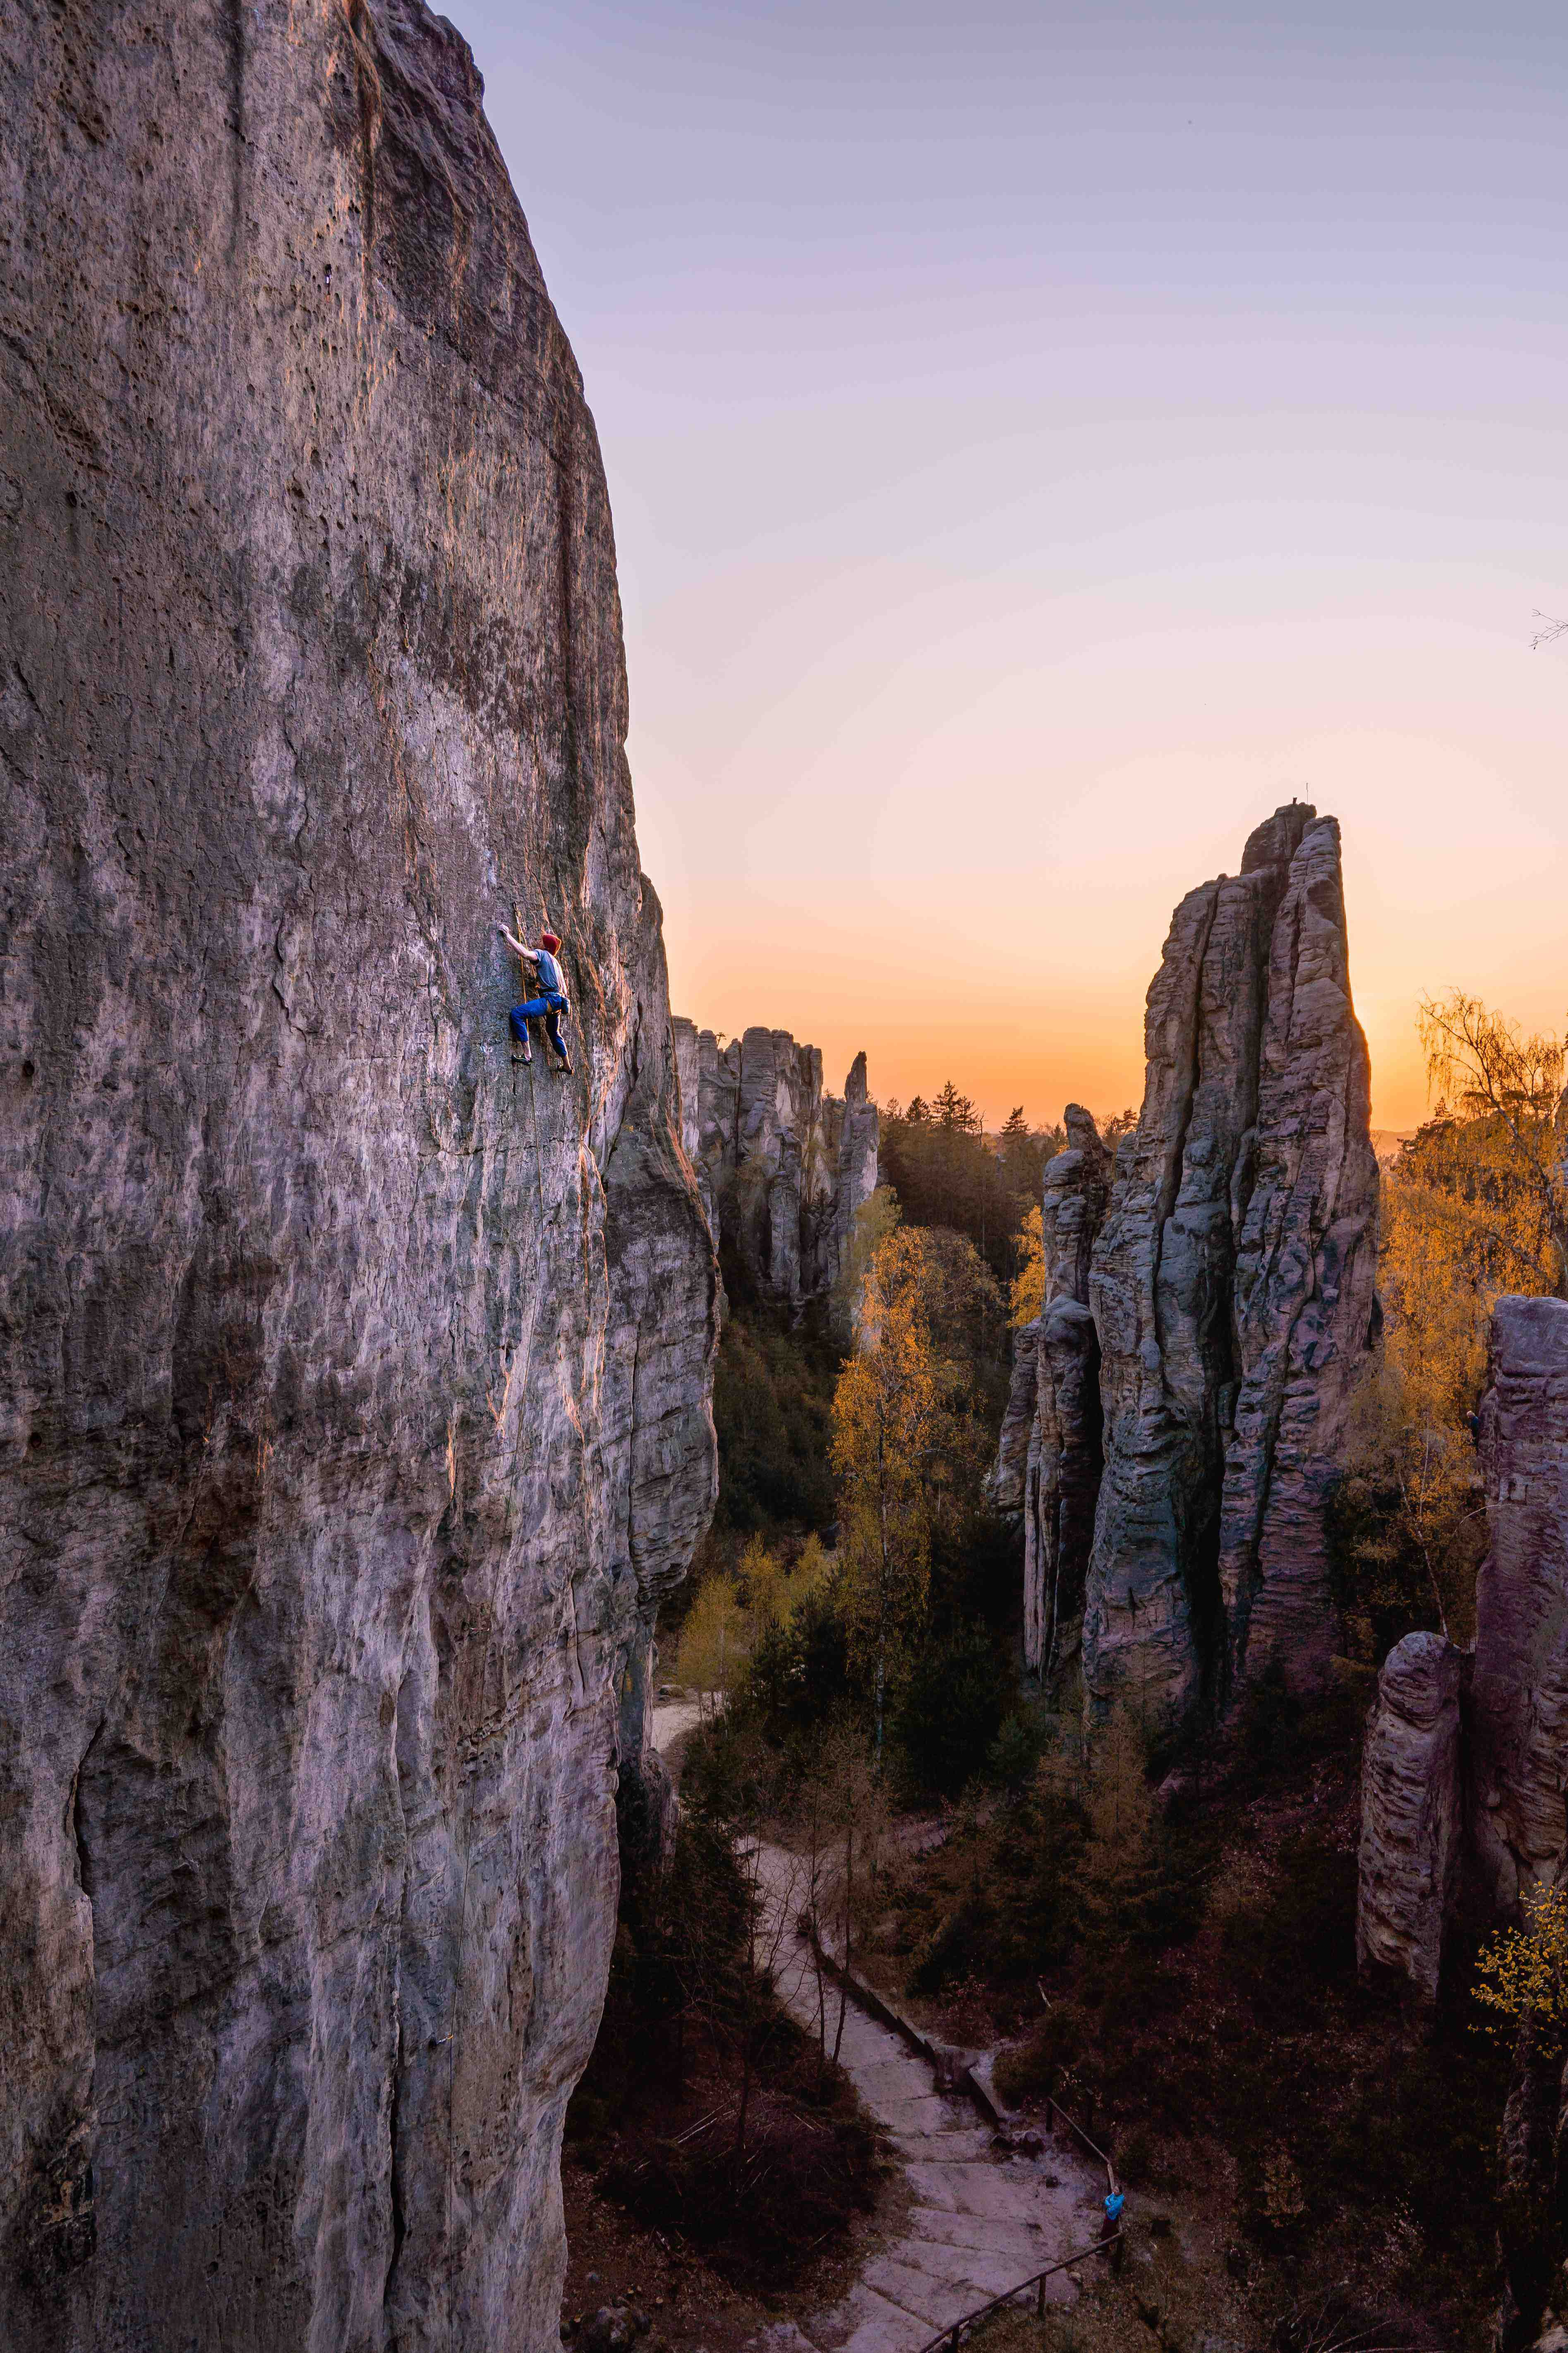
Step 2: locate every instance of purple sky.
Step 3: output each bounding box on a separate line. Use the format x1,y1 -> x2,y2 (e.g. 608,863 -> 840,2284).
457,0 -> 1568,1127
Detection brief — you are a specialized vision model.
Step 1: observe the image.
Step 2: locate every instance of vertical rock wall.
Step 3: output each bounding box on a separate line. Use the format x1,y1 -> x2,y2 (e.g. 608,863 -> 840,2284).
1079,806 -> 1378,1735
671,1018 -> 879,1306
990,1107 -> 1109,1675
1472,1297 -> 1568,2353
1215,816 -> 1382,1699
1470,1294 -> 1568,1914
1355,1300 -> 1568,2006
0,7 -> 717,2348
1352,1299 -> 1568,2337
1355,1632 -> 1465,2000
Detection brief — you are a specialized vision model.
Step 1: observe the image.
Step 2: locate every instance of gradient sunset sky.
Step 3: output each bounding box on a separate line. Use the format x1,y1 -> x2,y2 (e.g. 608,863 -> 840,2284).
460,0 -> 1566,1132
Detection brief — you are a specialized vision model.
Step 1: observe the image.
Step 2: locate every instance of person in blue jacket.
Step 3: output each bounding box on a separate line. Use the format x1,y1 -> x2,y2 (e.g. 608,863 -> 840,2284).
499,922 -> 573,1073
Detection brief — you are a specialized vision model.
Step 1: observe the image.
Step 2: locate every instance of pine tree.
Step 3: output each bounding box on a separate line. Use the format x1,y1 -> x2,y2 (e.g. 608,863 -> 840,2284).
934,1079 -> 980,1134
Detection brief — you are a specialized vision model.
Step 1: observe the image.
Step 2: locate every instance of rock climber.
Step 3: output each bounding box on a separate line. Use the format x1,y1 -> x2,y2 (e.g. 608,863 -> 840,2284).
498,921 -> 573,1074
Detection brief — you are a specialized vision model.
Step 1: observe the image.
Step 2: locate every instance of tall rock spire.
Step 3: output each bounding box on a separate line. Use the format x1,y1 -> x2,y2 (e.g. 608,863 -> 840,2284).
990,1106 -> 1110,1676
1081,806 -> 1379,1735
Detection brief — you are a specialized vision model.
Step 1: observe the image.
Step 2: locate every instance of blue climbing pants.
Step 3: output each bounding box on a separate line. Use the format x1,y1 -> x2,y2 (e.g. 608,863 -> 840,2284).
511,991 -> 570,1062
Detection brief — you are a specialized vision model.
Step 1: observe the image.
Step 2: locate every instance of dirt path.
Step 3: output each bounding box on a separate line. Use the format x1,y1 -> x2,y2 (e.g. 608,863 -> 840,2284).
649,1696 -> 706,1796
646,1708 -> 1100,2352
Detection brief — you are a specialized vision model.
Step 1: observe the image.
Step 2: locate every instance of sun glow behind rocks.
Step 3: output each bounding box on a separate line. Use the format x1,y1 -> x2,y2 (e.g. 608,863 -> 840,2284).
462,0 -> 1568,1130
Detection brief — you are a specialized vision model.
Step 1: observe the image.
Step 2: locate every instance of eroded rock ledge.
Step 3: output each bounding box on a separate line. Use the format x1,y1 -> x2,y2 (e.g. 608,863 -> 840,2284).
671,1018 -> 880,1307
0,6 -> 717,2346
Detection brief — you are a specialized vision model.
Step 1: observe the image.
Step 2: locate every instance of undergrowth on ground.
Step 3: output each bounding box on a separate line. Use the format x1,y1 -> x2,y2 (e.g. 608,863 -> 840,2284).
966,2257 -> 1440,2353
566,1757 -> 880,2293
854,1668 -> 1507,2346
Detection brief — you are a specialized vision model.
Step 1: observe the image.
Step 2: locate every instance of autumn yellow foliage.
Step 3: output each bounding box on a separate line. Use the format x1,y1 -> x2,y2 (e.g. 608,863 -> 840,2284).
832,1185 -> 903,1342
676,1533 -> 836,1706
676,1572 -> 749,1711
1009,1204 -> 1045,1329
1473,1886 -> 1568,2046
831,1227 -> 944,1761
1336,992 -> 1567,1652
1419,991 -> 1568,1295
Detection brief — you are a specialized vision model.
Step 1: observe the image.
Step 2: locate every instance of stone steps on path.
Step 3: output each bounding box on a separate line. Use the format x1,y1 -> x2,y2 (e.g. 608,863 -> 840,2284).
751,1841 -> 1100,2353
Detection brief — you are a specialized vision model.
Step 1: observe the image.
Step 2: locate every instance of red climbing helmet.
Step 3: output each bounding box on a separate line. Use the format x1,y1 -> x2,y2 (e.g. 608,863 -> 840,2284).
541,930 -> 561,952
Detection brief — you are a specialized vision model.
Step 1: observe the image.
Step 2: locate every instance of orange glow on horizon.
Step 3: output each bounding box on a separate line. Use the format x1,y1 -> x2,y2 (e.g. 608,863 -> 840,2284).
651,776 -> 1567,1142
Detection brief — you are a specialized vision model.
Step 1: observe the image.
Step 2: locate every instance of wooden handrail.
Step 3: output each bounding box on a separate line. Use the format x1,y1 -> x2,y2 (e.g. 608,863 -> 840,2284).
910,2229 -> 1123,2353
798,1917 -> 1118,2194
1040,2085 -> 1115,2184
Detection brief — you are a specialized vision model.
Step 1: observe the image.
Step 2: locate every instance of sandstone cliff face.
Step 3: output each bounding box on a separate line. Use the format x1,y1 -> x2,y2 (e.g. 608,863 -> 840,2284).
0,8 -> 717,2349
990,1107 -> 1109,1675
1471,1295 -> 1568,1915
1471,1298 -> 1568,2353
671,1018 -> 879,1306
1363,1298 -> 1568,1997
1354,1301 -> 1568,2037
1355,1632 -> 1465,2000
1083,807 -> 1379,1733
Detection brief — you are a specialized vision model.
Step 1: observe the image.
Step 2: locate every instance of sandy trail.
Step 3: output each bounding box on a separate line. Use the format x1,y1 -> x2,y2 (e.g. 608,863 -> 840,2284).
648,1706 -> 1101,2353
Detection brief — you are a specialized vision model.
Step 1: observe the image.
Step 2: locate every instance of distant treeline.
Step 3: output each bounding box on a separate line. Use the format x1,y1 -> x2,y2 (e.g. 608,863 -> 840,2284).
880,1085 -> 1135,1280
879,1085 -> 1059,1279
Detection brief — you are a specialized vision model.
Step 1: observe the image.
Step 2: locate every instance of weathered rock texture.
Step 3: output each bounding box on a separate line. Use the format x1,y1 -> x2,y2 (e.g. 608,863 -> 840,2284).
1475,1301 -> 1568,2351
0,8 -> 717,2350
989,1107 -> 1110,1674
1355,1632 -> 1465,2000
1471,1295 -> 1568,1914
1083,805 -> 1379,1733
1357,1296 -> 1568,2012
671,1019 -> 879,1306
1493,2040 -> 1568,2353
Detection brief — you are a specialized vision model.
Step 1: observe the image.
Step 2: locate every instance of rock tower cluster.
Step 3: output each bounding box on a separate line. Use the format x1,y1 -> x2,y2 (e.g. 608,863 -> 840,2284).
994,805 -> 1381,1735
1358,1296 -> 1568,1991
671,1019 -> 880,1308
0,6 -> 717,2346
1355,1298 -> 1568,2348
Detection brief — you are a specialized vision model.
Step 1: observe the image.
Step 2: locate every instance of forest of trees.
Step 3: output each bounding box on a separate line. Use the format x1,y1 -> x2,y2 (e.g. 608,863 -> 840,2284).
619,997 -> 1568,2342
877,1085 -> 1063,1280
1331,987 -> 1568,1657
688,995 -> 1568,1838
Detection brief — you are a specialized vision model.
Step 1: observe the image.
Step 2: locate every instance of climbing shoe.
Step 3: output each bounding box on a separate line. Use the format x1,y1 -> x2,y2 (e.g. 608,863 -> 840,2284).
556,1051 -> 573,1076
512,1040 -> 533,1066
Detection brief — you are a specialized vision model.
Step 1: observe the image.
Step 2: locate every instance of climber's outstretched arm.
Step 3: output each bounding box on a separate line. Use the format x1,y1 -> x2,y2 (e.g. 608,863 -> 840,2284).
496,923 -> 539,966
